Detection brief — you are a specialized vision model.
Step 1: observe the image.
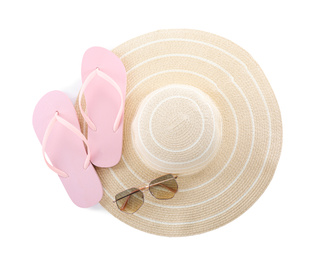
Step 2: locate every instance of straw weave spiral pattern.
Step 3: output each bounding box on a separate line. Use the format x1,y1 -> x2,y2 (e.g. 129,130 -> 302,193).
76,29 -> 282,236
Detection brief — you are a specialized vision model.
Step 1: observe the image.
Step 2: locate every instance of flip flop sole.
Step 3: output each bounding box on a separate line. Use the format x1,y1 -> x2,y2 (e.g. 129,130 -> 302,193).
33,90 -> 103,208
81,47 -> 127,167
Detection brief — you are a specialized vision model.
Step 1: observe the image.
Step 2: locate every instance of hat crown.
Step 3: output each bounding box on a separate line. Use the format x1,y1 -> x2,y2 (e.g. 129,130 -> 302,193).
132,84 -> 222,175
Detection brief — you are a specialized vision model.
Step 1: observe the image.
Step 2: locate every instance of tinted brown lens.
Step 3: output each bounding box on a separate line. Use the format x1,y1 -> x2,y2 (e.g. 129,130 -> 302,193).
115,188 -> 144,214
149,174 -> 178,200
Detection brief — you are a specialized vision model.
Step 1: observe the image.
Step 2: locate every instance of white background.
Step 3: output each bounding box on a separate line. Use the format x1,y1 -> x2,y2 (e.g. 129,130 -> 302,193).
1,0 -> 326,259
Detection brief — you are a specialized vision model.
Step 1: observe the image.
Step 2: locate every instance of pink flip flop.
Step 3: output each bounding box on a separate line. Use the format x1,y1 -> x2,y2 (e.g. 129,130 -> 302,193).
79,47 -> 127,167
33,90 -> 103,208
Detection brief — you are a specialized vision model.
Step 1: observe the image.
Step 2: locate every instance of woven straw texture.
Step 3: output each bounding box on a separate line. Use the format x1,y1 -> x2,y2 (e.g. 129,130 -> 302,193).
75,29 -> 282,237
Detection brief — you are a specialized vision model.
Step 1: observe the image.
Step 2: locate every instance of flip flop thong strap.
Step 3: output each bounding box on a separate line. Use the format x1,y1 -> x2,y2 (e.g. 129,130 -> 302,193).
42,112 -> 91,178
78,68 -> 124,132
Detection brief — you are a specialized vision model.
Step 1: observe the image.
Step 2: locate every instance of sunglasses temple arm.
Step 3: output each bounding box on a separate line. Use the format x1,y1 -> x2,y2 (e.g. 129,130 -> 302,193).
147,176 -> 178,189
120,195 -> 132,211
157,183 -> 176,193
113,189 -> 141,203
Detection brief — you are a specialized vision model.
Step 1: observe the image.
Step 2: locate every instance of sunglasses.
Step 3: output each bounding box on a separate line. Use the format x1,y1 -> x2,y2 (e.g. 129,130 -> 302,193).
113,174 -> 178,214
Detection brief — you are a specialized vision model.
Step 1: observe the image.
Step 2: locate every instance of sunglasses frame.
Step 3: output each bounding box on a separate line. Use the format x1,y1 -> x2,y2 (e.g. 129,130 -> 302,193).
113,174 -> 178,214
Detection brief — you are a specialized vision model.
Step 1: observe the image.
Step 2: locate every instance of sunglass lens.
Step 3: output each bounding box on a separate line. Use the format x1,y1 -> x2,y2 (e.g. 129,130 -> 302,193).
115,188 -> 144,214
149,174 -> 178,200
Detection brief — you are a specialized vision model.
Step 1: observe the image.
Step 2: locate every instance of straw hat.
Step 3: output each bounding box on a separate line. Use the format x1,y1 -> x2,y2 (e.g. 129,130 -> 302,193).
76,29 -> 282,236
